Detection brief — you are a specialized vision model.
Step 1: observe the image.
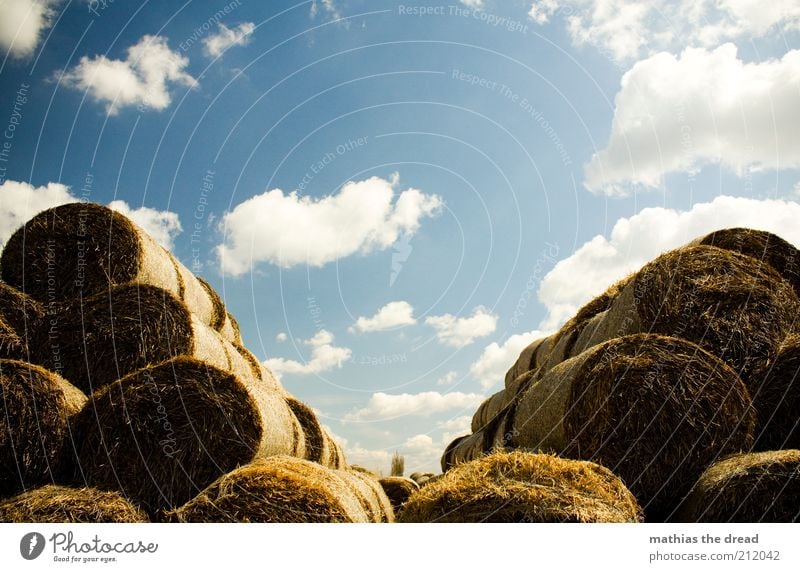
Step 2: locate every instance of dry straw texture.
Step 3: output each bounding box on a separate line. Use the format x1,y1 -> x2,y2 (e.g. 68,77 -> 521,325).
0,282 -> 43,338
0,202 -> 240,342
0,318 -> 22,360
31,283 -> 279,394
379,477 -> 419,514
71,357 -> 303,519
0,485 -> 148,523
471,390 -> 507,433
568,246 -> 798,383
678,450 -> 800,523
285,397 -> 344,468
401,451 -> 642,523
338,468 -> 395,522
751,335 -> 800,450
169,457 -> 371,523
693,228 -> 800,299
513,334 -> 755,521
1,359 -> 86,498
504,336 -> 552,387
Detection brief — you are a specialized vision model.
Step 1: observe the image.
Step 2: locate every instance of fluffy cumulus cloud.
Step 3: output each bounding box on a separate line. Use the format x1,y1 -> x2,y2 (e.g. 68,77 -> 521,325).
436,371 -> 458,386
107,200 -> 183,250
425,306 -> 498,348
264,329 -> 351,378
202,22 -> 254,57
350,301 -> 416,333
0,180 -> 75,247
61,35 -> 197,115
310,0 -> 340,19
469,330 -> 548,390
527,0 -> 800,63
585,45 -> 800,195
460,0 -> 485,8
0,0 -> 58,58
537,195 -> 800,330
343,391 -> 485,422
216,175 -> 443,275
0,180 -> 181,250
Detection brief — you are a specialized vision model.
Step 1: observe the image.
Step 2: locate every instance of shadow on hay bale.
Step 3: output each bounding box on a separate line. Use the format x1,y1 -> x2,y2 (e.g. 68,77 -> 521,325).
553,246 -> 799,382
751,335 -> 800,450
400,451 -> 642,523
0,282 -> 43,340
285,397 -> 346,469
0,318 -> 23,360
379,477 -> 419,514
692,228 -> 800,299
471,389 -> 507,433
31,283 -> 277,395
512,334 -> 755,521
0,485 -> 148,523
169,457 -> 372,523
504,336 -> 553,388
71,357 -> 304,519
1,202 -> 240,342
1,359 -> 86,498
677,450 -> 800,523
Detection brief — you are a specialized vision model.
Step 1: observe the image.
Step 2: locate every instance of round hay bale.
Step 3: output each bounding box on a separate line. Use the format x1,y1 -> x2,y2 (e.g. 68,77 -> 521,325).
678,450 -> 800,523
0,282 -> 43,338
0,485 -> 148,523
1,202 -> 238,341
567,246 -> 799,381
504,336 -> 552,387
379,476 -> 419,514
285,397 -> 342,468
751,335 -> 800,450
512,334 -> 755,521
441,435 -> 469,472
71,357 -> 304,518
471,389 -> 506,433
338,468 -> 395,522
692,228 -> 800,299
409,472 -> 434,485
400,451 -> 642,523
0,318 -> 23,360
320,427 -> 346,469
169,457 -> 370,523
31,283 -> 279,394
1,359 -> 87,498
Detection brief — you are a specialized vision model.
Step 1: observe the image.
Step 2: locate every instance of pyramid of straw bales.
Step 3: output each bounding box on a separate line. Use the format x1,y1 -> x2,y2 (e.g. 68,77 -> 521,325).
0,203 -> 353,522
402,451 -> 642,523
449,228 -> 800,522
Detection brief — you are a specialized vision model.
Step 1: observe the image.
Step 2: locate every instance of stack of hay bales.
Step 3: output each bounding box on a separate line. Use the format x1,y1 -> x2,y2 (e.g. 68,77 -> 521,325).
0,202 -> 385,522
447,228 -> 800,522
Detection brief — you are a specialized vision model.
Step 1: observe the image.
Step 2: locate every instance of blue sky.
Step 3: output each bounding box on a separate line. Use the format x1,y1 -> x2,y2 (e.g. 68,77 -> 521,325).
1,0 -> 799,473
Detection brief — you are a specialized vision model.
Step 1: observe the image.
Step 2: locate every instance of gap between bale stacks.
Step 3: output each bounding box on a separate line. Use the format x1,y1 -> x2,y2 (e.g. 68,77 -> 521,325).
511,334 -> 755,521
70,357 -> 305,519
0,202 -> 240,343
677,450 -> 800,523
0,485 -> 148,523
1,359 -> 87,498
379,477 -> 419,515
30,283 -> 277,395
169,457 -> 375,523
401,451 -> 642,523
550,246 -> 799,383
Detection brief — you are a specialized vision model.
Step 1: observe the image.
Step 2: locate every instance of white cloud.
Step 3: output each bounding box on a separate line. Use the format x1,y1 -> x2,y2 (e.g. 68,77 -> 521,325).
108,200 -> 182,250
0,0 -> 57,59
528,0 -> 561,24
528,0 -> 800,63
61,35 -> 196,115
0,181 -> 180,251
436,371 -> 458,386
585,45 -> 800,196
425,306 -> 498,348
264,329 -> 351,378
537,195 -> 800,330
343,391 -> 485,422
275,332 -> 288,343
216,175 -> 443,275
437,415 -> 472,434
310,0 -> 340,19
202,22 -> 254,57
0,180 -> 75,248
350,301 -> 416,333
460,0 -> 485,8
469,330 -> 547,390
